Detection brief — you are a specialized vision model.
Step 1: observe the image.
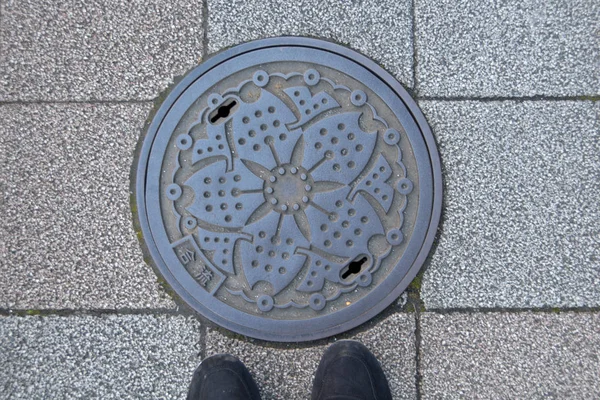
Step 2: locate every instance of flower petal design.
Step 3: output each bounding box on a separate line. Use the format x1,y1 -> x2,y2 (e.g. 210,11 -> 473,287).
241,212 -> 310,295
244,200 -> 272,225
295,248 -> 350,292
185,159 -> 265,228
283,87 -> 340,129
302,112 -> 377,185
241,159 -> 271,180
194,226 -> 252,274
293,209 -> 311,242
310,180 -> 346,194
350,153 -> 395,213
305,187 -> 384,260
289,134 -> 305,167
231,89 -> 302,169
192,113 -> 235,171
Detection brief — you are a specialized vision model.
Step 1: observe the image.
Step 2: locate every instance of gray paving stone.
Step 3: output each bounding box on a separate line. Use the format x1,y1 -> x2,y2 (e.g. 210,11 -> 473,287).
206,313 -> 416,399
207,0 -> 414,87
0,314 -> 202,399
420,101 -> 600,309
420,312 -> 600,399
415,0 -> 600,97
0,0 -> 203,101
0,104 -> 174,309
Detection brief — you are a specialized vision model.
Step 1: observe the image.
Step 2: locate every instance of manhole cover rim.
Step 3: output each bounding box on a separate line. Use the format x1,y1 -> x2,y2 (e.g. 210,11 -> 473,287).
135,37 -> 442,342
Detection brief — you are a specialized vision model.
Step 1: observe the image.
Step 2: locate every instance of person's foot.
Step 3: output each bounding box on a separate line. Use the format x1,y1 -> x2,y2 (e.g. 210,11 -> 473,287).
187,354 -> 261,400
311,340 -> 392,400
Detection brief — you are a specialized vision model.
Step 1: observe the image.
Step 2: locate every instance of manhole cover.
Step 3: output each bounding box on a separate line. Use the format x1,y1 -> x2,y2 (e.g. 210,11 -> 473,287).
135,37 -> 441,341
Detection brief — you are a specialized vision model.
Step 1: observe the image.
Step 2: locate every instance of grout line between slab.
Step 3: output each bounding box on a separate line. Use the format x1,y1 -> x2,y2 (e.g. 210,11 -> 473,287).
0,308 -> 193,317
411,0 -> 419,95
2,306 -> 598,318
0,99 -> 154,105
418,95 -> 600,102
414,310 -> 423,400
1,95 -> 597,107
425,306 -> 600,314
198,322 -> 208,360
201,0 -> 209,60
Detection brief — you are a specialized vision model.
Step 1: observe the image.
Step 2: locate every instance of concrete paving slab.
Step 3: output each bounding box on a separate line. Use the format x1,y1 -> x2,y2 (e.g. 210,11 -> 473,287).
0,103 -> 173,309
207,0 -> 414,88
0,0 -> 203,101
420,312 -> 600,399
420,100 -> 600,309
415,0 -> 600,97
0,314 -> 202,399
205,313 -> 416,399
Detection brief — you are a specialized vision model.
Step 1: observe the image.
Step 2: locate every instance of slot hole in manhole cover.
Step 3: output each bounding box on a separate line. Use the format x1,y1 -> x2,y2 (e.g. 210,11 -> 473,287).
135,37 -> 442,342
341,256 -> 369,280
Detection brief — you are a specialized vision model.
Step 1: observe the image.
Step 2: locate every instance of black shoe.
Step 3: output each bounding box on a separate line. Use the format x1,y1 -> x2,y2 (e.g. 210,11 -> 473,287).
187,354 -> 261,400
311,340 -> 392,400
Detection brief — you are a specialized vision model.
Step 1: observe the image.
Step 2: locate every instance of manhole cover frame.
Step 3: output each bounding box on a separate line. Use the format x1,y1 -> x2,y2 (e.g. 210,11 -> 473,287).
135,37 -> 442,342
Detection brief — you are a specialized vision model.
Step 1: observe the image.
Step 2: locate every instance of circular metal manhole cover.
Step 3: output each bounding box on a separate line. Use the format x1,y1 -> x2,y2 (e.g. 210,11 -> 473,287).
136,37 -> 441,342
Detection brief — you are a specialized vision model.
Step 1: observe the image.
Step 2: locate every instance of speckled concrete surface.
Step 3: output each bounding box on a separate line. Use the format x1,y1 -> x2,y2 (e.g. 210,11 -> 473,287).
205,313 -> 416,400
207,0 -> 414,88
0,0 -> 204,101
0,315 -> 202,399
416,0 -> 600,97
420,312 -> 600,399
0,104 -> 174,309
420,100 -> 600,309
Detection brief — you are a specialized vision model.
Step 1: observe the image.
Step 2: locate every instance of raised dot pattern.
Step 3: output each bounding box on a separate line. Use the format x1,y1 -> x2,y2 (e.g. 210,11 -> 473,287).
283,86 -> 339,128
195,226 -> 250,274
232,90 -> 302,170
305,192 -> 384,261
192,114 -> 232,168
296,248 -> 348,292
184,159 -> 264,228
241,211 -> 310,295
351,154 -> 395,213
302,112 -> 377,185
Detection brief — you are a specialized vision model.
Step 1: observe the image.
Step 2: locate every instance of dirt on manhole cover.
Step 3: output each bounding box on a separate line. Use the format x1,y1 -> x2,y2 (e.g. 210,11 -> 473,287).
135,37 -> 442,342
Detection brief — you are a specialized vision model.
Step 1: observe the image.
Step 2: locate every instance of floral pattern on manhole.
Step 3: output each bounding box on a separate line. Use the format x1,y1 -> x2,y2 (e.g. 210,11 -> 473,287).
137,39 -> 441,341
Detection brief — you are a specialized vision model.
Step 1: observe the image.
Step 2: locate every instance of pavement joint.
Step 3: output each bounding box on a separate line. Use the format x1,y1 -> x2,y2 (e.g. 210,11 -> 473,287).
403,271 -> 426,313
1,96 -> 597,107
0,308 -> 193,317
425,307 -> 600,314
198,323 -> 208,360
401,256 -> 425,399
201,0 -> 209,60
411,0 -> 419,95
0,99 -> 153,105
418,95 -> 600,102
3,306 -> 598,318
414,312 -> 423,400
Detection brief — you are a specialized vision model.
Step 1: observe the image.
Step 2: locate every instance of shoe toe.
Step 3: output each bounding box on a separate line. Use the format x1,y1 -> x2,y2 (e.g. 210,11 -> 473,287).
312,341 -> 392,400
187,354 -> 261,400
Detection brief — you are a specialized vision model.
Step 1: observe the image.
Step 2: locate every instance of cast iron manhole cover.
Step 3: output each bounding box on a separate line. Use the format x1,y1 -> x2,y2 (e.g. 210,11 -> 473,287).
136,38 -> 441,341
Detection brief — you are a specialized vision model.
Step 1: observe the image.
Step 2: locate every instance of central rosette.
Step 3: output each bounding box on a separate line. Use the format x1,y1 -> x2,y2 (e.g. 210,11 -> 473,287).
263,164 -> 315,215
